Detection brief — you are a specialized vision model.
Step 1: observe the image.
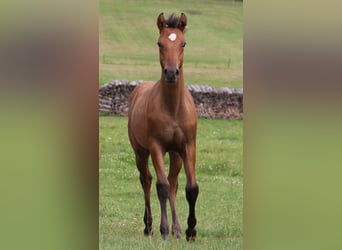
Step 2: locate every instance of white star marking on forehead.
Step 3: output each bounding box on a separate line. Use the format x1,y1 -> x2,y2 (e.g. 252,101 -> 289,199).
168,33 -> 177,41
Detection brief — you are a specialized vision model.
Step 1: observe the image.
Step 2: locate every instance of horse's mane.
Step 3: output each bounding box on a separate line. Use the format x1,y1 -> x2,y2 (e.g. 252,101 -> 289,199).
166,13 -> 180,28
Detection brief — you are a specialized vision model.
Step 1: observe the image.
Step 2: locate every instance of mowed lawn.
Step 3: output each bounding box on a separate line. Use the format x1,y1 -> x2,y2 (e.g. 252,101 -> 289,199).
99,0 -> 243,88
99,116 -> 243,249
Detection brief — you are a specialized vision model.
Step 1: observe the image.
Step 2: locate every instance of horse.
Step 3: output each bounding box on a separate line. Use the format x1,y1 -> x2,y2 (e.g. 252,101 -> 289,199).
128,12 -> 199,241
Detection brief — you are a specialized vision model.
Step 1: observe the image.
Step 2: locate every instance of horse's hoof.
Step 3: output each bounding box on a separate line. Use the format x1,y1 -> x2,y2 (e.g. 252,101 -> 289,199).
172,225 -> 181,239
185,228 -> 196,242
161,234 -> 169,241
172,231 -> 181,240
186,235 -> 196,242
144,228 -> 153,236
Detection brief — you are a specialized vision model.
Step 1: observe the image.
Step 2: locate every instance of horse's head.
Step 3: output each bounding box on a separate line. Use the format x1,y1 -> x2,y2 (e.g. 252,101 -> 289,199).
157,13 -> 187,84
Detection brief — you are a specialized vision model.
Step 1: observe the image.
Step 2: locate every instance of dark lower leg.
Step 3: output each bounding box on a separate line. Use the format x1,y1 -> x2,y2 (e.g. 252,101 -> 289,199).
185,184 -> 199,241
169,181 -> 181,239
139,161 -> 153,236
157,182 -> 170,240
143,203 -> 153,236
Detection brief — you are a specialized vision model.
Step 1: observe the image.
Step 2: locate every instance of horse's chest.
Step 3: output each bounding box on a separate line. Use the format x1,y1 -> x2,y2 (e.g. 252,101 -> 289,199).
156,121 -> 188,149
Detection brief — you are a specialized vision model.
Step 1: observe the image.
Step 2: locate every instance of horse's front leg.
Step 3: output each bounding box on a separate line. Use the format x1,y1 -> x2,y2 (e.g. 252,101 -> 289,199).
150,142 -> 170,240
181,142 -> 199,242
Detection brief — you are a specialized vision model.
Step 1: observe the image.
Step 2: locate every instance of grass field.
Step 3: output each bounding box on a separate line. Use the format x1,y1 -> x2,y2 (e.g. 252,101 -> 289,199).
99,116 -> 243,249
99,0 -> 243,88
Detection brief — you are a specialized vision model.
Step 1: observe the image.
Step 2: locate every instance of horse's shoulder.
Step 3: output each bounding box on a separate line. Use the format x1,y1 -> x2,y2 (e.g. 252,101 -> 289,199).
130,81 -> 155,100
183,88 -> 196,106
133,81 -> 155,92
139,81 -> 155,89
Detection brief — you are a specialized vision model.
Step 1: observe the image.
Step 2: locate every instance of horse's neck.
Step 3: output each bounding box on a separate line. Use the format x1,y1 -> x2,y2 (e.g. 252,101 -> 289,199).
160,71 -> 185,115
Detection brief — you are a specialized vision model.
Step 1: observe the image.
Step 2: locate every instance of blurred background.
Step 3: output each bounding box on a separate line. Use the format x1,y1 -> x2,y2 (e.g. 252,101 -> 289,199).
1,0 -> 342,249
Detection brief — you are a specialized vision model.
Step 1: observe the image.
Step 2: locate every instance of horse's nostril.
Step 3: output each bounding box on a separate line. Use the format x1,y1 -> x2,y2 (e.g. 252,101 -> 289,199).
164,69 -> 168,75
176,69 -> 179,76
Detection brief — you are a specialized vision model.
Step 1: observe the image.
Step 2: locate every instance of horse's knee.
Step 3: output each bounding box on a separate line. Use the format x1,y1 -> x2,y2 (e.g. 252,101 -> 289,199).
185,184 -> 199,204
156,182 -> 170,201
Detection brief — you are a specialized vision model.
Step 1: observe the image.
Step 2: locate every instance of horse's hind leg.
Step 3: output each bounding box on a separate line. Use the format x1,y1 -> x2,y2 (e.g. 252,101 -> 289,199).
135,148 -> 153,236
168,151 -> 182,239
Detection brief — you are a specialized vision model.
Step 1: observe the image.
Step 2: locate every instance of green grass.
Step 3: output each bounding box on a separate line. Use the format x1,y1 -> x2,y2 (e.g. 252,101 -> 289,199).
99,116 -> 243,249
99,0 -> 243,88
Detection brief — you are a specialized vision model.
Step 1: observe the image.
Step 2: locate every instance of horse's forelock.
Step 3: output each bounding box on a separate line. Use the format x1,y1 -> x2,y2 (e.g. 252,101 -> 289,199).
165,13 -> 179,28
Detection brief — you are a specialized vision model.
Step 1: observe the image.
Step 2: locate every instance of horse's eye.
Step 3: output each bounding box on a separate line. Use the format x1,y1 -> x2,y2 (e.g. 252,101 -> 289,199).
157,42 -> 162,48
181,42 -> 187,48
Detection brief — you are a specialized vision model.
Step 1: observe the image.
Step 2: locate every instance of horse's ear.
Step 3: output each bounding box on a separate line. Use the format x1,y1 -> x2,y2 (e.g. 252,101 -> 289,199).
157,12 -> 167,33
178,13 -> 187,33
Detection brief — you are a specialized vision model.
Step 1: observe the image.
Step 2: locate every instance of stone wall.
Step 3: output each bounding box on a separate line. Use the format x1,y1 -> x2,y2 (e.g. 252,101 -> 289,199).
99,80 -> 243,119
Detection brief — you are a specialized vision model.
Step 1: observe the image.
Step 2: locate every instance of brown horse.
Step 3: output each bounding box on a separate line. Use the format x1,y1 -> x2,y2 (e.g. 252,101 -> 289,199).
128,13 -> 199,241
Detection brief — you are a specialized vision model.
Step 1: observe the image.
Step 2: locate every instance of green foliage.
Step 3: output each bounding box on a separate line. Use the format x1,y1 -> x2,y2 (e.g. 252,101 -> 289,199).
99,116 -> 243,249
99,0 -> 243,88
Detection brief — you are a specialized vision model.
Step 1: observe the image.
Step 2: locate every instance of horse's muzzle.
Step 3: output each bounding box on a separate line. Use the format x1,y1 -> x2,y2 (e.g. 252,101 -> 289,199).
164,68 -> 179,84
